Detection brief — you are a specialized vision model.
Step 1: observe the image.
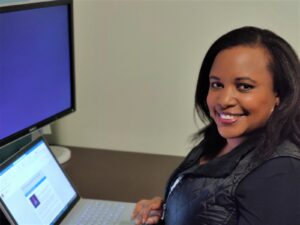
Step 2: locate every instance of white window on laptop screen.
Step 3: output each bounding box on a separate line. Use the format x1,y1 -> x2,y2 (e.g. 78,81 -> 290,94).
0,140 -> 77,225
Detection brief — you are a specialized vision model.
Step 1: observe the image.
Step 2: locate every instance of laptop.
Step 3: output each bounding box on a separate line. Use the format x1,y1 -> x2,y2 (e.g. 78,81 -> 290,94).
0,137 -> 135,225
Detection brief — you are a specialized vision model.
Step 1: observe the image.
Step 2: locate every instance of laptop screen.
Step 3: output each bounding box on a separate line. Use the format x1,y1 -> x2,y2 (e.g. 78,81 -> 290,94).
0,138 -> 77,225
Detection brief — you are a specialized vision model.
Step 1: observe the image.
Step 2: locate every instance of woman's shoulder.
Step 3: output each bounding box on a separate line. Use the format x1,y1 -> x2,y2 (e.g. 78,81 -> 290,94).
246,156 -> 300,180
272,139 -> 300,158
233,140 -> 300,193
235,156 -> 300,224
239,140 -> 300,182
237,155 -> 300,192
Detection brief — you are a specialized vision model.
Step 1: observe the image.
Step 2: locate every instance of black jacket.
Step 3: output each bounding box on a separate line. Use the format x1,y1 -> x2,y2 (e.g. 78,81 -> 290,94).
160,139 -> 300,225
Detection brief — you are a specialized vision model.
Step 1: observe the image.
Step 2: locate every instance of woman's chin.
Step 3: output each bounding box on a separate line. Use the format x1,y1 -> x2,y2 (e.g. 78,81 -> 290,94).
217,129 -> 245,140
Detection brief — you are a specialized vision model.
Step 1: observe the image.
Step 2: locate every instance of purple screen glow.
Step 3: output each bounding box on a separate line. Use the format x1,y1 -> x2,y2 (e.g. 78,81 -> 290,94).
0,5 -> 73,142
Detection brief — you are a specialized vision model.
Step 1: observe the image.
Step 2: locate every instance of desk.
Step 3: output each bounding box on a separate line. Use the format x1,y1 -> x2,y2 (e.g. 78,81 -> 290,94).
62,147 -> 184,202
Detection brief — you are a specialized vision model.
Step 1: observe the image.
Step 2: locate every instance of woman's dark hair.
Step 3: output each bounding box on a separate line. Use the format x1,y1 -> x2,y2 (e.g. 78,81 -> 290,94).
195,26 -> 300,158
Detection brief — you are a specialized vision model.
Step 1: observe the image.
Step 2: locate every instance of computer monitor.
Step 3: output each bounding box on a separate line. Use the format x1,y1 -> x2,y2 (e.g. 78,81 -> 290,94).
0,0 -> 75,148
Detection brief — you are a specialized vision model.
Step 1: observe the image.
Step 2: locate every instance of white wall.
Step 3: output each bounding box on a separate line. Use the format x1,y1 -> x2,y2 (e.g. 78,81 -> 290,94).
51,0 -> 300,156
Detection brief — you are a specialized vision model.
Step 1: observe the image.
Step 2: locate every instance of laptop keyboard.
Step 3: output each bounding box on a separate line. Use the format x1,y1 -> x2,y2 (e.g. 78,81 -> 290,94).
75,201 -> 126,225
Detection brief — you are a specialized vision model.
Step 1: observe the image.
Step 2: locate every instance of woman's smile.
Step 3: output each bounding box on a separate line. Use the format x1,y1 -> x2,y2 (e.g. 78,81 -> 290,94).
215,111 -> 246,125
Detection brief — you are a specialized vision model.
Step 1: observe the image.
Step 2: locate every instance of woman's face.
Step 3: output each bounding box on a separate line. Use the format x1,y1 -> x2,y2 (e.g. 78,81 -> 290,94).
206,45 -> 279,144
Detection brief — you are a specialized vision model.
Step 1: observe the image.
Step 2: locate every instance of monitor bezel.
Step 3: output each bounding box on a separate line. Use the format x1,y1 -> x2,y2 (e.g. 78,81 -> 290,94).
0,0 -> 76,148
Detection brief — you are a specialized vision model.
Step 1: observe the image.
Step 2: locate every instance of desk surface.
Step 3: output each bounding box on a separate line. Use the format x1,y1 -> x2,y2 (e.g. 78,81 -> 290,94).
62,147 -> 183,202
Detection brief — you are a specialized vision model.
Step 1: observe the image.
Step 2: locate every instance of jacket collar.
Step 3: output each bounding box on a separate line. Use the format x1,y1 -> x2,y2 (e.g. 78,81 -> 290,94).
183,138 -> 258,178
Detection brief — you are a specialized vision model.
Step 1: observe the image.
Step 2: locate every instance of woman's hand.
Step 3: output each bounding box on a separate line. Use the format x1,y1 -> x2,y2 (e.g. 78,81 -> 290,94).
131,196 -> 164,225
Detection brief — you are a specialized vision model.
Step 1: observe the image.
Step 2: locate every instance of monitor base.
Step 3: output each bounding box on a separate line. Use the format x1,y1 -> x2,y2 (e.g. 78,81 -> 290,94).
50,145 -> 71,164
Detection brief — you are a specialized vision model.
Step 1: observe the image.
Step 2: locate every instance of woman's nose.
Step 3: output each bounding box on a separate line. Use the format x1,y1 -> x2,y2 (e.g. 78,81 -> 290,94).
217,88 -> 237,108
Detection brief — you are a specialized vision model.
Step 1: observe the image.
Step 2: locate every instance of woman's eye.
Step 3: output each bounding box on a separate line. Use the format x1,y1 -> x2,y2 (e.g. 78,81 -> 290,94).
237,83 -> 254,91
210,82 -> 223,89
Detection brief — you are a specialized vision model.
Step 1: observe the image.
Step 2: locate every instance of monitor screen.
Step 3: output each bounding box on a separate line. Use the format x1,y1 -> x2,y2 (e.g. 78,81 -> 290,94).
0,0 -> 75,147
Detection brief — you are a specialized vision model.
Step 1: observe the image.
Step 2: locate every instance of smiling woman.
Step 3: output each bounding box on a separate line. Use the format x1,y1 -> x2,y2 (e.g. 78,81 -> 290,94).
132,27 -> 300,225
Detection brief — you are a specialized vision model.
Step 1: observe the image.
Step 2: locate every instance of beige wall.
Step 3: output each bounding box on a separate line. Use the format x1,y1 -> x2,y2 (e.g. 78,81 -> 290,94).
51,0 -> 300,156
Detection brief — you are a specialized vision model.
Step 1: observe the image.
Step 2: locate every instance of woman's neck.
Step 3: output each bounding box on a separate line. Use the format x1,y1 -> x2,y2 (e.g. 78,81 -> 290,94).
218,137 -> 245,157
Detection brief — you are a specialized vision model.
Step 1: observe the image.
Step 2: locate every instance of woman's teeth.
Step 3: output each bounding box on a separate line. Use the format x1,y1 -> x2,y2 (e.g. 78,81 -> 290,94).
219,113 -> 235,119
219,112 -> 247,120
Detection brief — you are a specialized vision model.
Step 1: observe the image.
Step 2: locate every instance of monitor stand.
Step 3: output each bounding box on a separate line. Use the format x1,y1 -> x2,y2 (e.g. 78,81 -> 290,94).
33,126 -> 71,164
50,145 -> 71,164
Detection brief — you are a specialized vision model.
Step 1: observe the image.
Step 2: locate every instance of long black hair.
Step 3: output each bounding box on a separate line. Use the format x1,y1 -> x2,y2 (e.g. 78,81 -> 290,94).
194,26 -> 300,158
